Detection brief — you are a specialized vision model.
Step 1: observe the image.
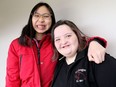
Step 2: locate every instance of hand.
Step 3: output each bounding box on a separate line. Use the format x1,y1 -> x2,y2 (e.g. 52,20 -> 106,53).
88,41 -> 106,64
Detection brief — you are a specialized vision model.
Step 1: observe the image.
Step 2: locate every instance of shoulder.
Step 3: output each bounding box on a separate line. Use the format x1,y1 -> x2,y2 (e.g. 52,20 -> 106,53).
9,38 -> 19,47
93,53 -> 116,72
105,53 -> 116,61
9,38 -> 27,51
8,38 -> 21,56
92,53 -> 116,86
11,38 -> 18,43
101,53 -> 116,66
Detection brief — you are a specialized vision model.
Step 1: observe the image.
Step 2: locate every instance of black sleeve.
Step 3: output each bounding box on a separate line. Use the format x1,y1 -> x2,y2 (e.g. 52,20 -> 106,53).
87,37 -> 107,48
93,38 -> 106,48
94,53 -> 116,87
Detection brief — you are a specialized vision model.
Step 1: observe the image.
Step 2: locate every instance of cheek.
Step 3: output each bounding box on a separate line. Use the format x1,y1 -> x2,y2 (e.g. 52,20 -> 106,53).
73,39 -> 79,50
55,42 -> 59,50
71,37 -> 79,47
32,18 -> 36,26
46,20 -> 52,27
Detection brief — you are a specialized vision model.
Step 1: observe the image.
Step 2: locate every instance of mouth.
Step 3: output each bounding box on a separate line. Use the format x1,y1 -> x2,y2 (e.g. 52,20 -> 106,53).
62,44 -> 70,48
37,25 -> 46,30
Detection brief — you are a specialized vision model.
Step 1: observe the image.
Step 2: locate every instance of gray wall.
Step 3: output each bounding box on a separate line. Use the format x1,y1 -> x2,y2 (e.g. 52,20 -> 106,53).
0,0 -> 116,86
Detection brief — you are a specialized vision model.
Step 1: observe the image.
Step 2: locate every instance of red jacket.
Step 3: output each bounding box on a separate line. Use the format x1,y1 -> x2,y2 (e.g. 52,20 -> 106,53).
6,34 -> 57,87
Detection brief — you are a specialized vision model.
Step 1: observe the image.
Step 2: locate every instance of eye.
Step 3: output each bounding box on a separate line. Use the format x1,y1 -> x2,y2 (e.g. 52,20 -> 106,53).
33,13 -> 40,18
43,14 -> 51,18
66,34 -> 72,38
43,15 -> 49,18
55,38 -> 60,42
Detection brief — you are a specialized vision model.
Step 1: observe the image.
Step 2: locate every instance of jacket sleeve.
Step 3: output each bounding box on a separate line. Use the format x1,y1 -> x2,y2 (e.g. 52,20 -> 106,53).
6,40 -> 21,87
87,36 -> 107,48
93,53 -> 116,87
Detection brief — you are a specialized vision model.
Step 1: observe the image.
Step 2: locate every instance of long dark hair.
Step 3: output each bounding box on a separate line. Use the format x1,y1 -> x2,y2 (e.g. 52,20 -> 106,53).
51,20 -> 88,60
19,2 -> 56,46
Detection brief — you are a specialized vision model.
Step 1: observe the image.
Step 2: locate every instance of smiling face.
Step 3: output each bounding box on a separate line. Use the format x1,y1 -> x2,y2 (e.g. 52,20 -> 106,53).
54,24 -> 79,58
32,6 -> 52,35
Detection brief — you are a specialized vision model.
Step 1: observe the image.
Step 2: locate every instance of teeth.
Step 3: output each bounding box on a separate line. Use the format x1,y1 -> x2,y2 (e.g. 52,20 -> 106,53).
37,25 -> 45,29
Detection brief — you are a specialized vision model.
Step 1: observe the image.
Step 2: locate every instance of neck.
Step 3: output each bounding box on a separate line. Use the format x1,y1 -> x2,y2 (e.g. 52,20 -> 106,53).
35,33 -> 44,40
65,53 -> 77,65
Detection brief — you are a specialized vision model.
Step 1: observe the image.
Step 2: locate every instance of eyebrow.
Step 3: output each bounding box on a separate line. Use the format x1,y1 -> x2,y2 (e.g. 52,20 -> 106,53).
55,33 -> 72,38
34,11 -> 50,15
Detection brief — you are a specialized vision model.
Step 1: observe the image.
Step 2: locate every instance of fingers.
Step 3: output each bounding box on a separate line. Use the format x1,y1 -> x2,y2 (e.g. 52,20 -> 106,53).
88,54 -> 100,64
88,52 -> 105,64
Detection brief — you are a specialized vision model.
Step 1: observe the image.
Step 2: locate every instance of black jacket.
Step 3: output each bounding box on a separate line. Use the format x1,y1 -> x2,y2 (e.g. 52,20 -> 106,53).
51,48 -> 116,87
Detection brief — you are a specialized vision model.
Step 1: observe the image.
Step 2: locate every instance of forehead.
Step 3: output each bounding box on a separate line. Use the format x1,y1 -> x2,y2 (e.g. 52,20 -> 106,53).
36,6 -> 50,14
54,24 -> 74,37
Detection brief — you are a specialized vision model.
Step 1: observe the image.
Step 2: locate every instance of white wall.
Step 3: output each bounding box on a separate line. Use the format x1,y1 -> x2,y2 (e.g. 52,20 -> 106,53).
0,0 -> 116,86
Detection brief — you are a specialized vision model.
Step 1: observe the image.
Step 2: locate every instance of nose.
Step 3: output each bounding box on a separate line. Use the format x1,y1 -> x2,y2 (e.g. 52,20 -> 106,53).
37,16 -> 44,22
61,38 -> 68,45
